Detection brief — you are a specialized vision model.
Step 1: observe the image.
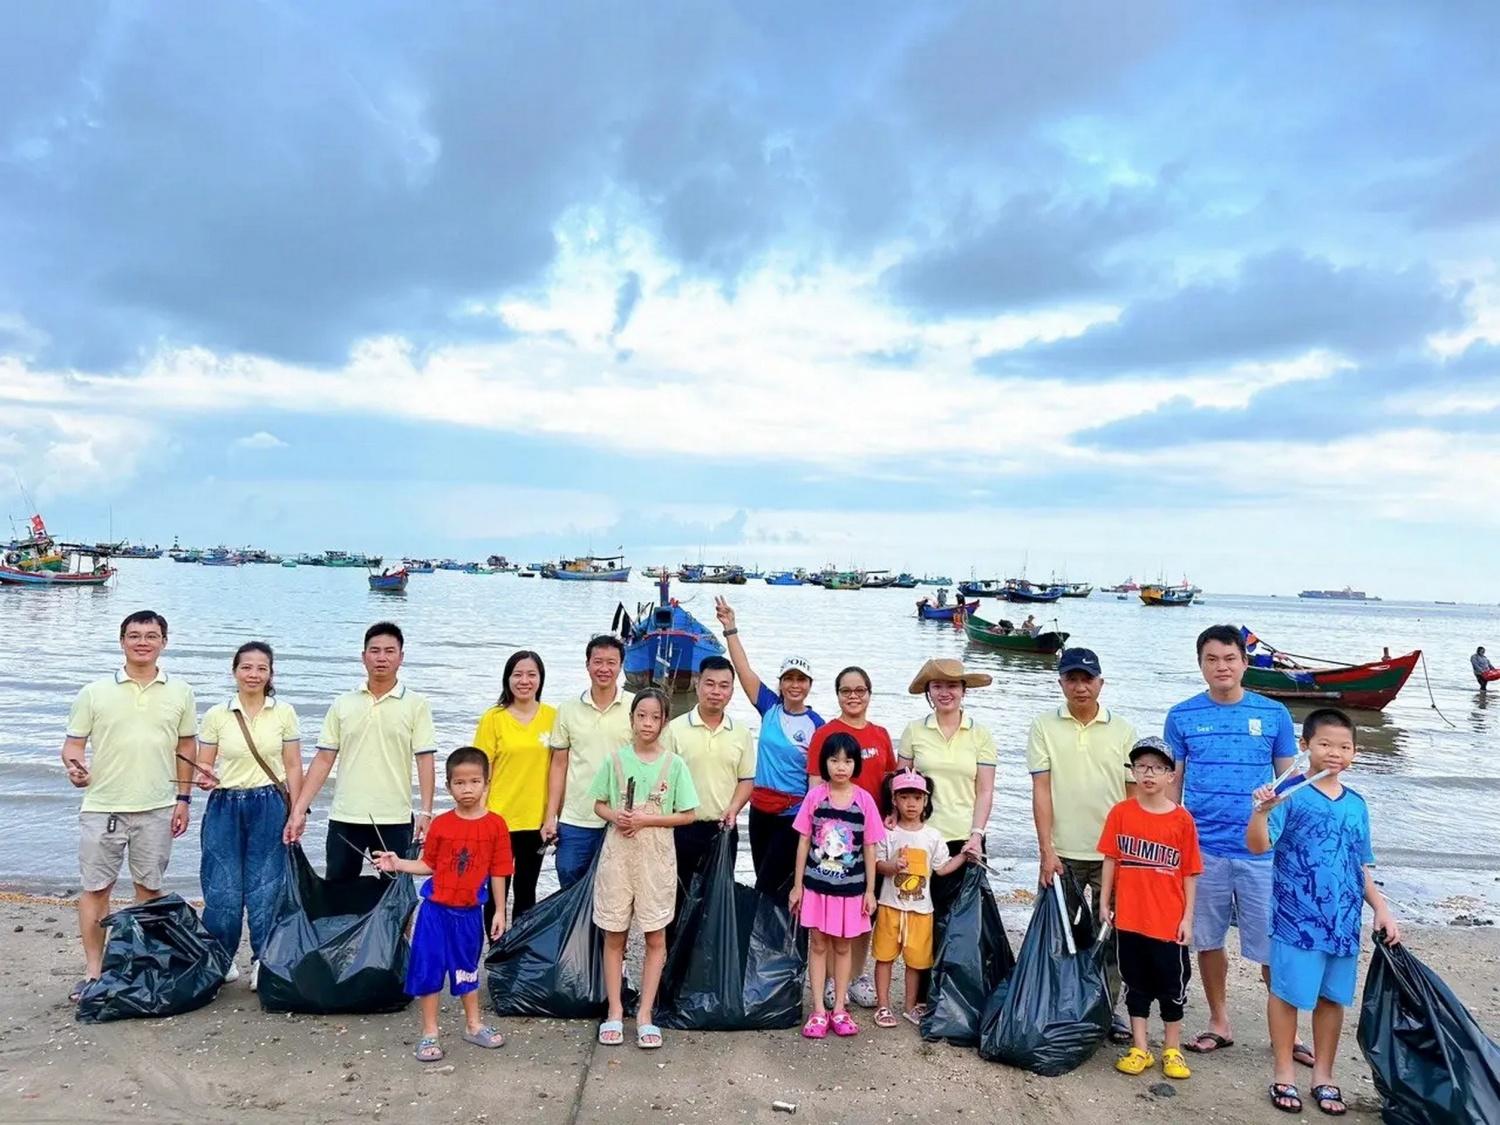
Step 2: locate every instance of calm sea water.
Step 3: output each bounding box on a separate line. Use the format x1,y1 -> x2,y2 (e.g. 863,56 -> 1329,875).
2,562 -> 1497,920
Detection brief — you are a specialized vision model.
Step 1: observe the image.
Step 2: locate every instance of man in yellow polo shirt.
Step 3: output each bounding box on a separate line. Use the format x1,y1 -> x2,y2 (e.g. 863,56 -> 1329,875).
286,622 -> 435,880
60,610 -> 197,1001
1027,646 -> 1136,1039
667,654 -> 756,924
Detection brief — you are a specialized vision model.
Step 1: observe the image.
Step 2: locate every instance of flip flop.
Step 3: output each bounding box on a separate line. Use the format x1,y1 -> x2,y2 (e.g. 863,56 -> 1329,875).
462,1025 -> 505,1049
1294,1040 -> 1317,1067
597,1019 -> 624,1046
1108,1016 -> 1133,1045
1185,1031 -> 1234,1054
414,1035 -> 444,1063
1269,1083 -> 1302,1114
636,1023 -> 663,1049
1311,1084 -> 1347,1117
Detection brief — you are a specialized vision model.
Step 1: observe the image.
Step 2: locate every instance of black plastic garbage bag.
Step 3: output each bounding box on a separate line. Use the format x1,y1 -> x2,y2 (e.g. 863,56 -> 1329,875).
979,871 -> 1110,1075
486,850 -> 633,1018
658,828 -> 805,1030
921,864 -> 1014,1046
1357,935 -> 1500,1125
258,844 -> 417,1014
76,894 -> 230,1023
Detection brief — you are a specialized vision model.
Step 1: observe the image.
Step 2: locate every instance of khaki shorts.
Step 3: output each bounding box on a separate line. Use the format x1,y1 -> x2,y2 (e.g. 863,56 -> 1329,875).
79,808 -> 174,893
592,828 -> 676,934
871,903 -> 935,969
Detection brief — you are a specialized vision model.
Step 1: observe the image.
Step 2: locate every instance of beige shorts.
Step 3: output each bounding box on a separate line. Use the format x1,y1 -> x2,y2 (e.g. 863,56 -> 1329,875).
79,807 -> 174,892
592,828 -> 676,934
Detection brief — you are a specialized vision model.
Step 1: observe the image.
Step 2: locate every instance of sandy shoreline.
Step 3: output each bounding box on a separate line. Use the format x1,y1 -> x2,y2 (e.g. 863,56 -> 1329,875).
2,896 -> 1497,1124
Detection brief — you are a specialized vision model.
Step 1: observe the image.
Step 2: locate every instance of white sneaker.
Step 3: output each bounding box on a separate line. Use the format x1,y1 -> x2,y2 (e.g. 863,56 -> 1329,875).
248,959 -> 260,992
848,974 -> 877,1008
223,962 -> 241,983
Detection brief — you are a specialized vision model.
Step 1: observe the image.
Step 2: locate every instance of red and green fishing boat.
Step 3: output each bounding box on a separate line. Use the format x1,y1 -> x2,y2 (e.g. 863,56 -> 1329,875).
1240,628 -> 1419,711
962,613 -> 1070,654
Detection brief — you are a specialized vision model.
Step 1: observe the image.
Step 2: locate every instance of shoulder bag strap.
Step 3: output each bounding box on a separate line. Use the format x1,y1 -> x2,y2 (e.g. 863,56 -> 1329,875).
232,707 -> 292,809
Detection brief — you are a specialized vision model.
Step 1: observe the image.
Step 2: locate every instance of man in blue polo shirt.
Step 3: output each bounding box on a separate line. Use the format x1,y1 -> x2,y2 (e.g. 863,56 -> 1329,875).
1167,624 -> 1311,1063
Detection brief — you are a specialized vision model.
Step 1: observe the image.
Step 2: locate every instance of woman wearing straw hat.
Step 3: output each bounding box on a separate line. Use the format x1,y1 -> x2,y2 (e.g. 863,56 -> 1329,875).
896,658 -> 996,921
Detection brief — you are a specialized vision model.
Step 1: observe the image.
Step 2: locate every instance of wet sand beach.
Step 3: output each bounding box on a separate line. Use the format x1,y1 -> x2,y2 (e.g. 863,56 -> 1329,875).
2,893 -> 1497,1124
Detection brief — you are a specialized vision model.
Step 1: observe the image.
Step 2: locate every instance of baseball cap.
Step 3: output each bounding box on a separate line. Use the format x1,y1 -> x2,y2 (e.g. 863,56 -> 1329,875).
1057,647 -> 1103,677
779,656 -> 813,680
1127,735 -> 1175,768
890,770 -> 929,794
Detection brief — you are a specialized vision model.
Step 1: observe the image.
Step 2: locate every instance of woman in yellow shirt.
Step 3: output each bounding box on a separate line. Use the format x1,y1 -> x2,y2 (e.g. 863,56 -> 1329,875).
196,642 -> 303,981
472,650 -> 556,926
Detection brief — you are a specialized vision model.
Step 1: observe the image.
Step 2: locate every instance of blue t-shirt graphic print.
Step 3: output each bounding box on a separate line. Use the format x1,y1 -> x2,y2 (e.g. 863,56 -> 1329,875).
1268,784 -> 1375,956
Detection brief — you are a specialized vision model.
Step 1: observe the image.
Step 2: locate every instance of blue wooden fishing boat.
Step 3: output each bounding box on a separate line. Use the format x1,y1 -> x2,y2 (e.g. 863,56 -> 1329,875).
959,578 -> 1004,598
765,571 -> 803,586
916,597 -> 979,621
402,558 -> 435,574
615,577 -> 725,692
892,573 -> 919,589
543,554 -> 631,582
1001,579 -> 1064,603
368,567 -> 409,592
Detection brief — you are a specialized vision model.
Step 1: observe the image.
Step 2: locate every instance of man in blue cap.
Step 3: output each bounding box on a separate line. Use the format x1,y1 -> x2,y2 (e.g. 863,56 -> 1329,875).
1027,646 -> 1138,1040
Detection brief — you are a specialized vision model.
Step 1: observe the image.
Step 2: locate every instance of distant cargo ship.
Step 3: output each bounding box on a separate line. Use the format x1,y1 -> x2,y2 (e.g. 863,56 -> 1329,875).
1298,587 -> 1381,602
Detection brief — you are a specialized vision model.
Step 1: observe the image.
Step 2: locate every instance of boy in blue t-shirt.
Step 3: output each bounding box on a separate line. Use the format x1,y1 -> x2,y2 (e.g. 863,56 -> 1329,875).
1247,707 -> 1400,1117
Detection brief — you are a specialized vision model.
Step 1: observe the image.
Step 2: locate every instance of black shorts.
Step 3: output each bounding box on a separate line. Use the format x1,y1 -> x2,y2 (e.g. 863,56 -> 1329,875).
1117,929 -> 1192,1023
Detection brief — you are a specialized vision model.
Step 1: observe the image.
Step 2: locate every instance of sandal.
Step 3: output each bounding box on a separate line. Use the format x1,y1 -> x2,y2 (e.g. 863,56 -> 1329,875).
873,1006 -> 899,1029
1161,1048 -> 1191,1080
636,1023 -> 662,1050
1115,1047 -> 1156,1075
801,1013 -> 829,1039
462,1025 -> 505,1049
1108,1016 -> 1133,1045
1268,1083 -> 1302,1114
1294,1040 -> 1317,1068
1185,1030 -> 1234,1054
830,1010 -> 859,1037
1311,1084 -> 1347,1117
68,978 -> 98,1004
901,1002 -> 929,1027
597,1019 -> 625,1046
414,1035 -> 444,1063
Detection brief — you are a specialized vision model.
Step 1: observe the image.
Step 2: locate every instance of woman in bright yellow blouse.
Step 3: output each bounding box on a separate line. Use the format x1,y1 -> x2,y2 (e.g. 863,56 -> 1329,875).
472,649 -> 555,925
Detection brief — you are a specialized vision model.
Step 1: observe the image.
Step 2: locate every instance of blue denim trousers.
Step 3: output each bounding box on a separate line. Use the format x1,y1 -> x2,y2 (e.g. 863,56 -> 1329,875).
200,785 -> 287,960
554,823 -> 605,889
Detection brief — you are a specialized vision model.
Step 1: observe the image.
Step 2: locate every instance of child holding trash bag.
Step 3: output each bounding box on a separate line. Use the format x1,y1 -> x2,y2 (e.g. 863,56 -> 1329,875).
871,768 -> 966,1028
1098,736 -> 1202,1081
790,732 -> 886,1038
373,746 -> 512,1063
1247,708 -> 1400,1117
590,687 -> 699,1049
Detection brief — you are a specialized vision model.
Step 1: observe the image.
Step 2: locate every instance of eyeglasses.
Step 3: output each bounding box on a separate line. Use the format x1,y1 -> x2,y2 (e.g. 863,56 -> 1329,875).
1132,764 -> 1171,777
837,688 -> 870,697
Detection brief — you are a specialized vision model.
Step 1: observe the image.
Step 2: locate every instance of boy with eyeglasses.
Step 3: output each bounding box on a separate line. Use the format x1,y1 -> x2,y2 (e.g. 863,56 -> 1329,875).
1098,736 -> 1203,1082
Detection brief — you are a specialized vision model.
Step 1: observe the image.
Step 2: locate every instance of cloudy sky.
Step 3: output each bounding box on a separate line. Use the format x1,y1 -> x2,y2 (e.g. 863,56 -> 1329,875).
3,2 -> 1499,597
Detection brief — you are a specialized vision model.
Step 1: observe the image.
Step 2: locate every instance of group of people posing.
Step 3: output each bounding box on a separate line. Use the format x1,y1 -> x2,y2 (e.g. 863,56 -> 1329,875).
61,602 -> 1398,1114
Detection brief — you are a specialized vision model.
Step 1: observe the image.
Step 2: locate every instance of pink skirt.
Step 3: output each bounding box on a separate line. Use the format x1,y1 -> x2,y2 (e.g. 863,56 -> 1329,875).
799,888 -> 870,938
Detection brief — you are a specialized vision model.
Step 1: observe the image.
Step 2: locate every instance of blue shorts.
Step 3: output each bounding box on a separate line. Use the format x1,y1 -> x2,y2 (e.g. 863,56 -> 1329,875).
1193,853 -> 1272,964
1269,939 -> 1357,1010
405,899 -> 484,998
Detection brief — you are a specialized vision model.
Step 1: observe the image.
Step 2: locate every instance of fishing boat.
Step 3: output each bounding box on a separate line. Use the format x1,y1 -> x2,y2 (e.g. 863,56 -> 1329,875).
199,547 -> 242,567
919,574 -> 953,586
615,577 -> 725,693
1001,579 -> 1064,603
543,554 -> 631,582
518,570 -> 537,578
323,550 -> 382,568
861,570 -> 897,589
962,613 -> 1070,654
367,567 -> 409,593
239,547 -> 282,564
115,543 -> 164,559
0,560 -> 116,587
3,514 -> 66,571
958,578 -> 1005,598
1058,582 -> 1093,599
916,597 -> 979,622
1240,629 -> 1419,711
891,573 -> 919,589
402,558 -> 435,573
173,549 -> 203,563
280,558 -> 298,568
1140,583 -> 1196,606
823,570 -> 863,590
643,565 -> 672,580
679,563 -> 747,585
765,571 -> 803,586
294,552 -> 324,566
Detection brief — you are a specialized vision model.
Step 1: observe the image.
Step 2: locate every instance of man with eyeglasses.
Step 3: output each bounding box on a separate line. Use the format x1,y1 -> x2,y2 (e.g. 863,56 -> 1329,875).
1027,646 -> 1137,1040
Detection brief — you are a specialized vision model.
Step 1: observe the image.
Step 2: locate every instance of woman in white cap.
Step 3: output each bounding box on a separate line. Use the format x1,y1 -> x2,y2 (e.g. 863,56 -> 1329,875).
897,658 -> 996,920
714,597 -> 825,897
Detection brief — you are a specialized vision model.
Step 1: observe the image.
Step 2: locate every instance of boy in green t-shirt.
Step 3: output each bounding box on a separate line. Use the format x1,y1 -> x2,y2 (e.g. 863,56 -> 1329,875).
588,688 -> 698,1050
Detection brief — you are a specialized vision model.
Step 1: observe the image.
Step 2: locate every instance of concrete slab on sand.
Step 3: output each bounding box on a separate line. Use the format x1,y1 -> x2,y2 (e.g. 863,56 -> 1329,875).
1,897 -> 1497,1124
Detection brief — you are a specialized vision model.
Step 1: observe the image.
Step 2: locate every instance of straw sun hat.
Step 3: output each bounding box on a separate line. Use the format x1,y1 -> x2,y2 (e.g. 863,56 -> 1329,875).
907,657 -> 993,695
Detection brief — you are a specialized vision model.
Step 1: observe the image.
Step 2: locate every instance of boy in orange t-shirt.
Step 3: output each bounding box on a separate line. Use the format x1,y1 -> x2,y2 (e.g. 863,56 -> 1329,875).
1099,736 -> 1203,1081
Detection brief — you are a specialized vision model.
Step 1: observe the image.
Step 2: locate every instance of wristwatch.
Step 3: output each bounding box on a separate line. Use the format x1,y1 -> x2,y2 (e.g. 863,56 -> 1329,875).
723,627 -> 738,637
176,794 -> 191,804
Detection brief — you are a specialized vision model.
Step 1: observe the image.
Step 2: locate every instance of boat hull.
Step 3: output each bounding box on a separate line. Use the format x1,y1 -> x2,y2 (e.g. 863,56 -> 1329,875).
0,565 -> 115,587
765,574 -> 802,586
916,599 -> 979,621
962,614 -> 1069,654
368,569 -> 410,592
622,605 -> 725,692
1242,650 -> 1419,711
1002,588 -> 1064,604
1140,587 -> 1195,606
546,568 -> 631,582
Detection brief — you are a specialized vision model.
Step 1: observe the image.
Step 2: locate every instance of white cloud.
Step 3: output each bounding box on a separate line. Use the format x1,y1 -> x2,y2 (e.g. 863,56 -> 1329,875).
231,430 -> 287,451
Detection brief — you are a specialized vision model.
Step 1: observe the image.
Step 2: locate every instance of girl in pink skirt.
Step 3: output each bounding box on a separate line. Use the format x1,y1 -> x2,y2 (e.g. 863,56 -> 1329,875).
790,732 -> 885,1038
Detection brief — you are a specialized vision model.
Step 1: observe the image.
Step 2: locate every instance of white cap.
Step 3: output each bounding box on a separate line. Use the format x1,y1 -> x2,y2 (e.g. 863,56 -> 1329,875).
779,656 -> 813,680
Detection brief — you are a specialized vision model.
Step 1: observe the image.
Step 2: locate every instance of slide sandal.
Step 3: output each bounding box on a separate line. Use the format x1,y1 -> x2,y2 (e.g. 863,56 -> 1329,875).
462,1025 -> 505,1049
636,1024 -> 662,1049
597,1019 -> 624,1046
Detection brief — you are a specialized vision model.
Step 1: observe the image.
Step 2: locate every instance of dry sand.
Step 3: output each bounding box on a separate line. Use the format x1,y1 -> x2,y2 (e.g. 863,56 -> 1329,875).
1,894 -> 1497,1125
